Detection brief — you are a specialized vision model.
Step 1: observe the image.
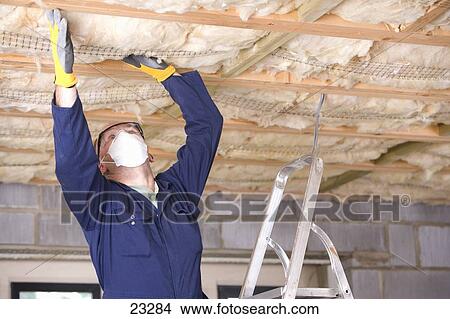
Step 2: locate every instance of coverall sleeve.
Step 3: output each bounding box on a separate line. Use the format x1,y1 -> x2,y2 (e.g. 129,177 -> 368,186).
52,94 -> 106,230
161,71 -> 223,198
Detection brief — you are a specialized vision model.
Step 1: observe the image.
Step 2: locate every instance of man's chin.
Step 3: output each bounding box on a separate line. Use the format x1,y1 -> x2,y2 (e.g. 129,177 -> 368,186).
106,160 -> 152,178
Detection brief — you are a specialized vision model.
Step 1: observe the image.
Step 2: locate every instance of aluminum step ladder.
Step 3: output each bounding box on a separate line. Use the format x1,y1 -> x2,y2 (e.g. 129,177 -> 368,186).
239,94 -> 353,299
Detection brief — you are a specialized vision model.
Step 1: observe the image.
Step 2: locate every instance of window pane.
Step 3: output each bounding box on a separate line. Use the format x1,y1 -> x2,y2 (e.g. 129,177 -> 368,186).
19,291 -> 93,299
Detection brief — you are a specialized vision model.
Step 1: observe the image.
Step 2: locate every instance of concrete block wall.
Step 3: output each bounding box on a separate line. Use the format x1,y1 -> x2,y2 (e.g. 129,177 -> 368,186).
1,183 -> 450,298
0,183 -> 87,248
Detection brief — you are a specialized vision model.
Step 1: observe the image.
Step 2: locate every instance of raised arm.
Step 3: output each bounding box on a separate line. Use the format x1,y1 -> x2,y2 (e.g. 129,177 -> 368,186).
122,55 -> 223,197
49,9 -> 106,230
161,71 -> 223,196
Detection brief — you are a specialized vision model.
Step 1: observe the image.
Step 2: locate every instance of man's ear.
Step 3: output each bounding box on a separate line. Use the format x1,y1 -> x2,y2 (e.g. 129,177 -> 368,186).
149,153 -> 155,163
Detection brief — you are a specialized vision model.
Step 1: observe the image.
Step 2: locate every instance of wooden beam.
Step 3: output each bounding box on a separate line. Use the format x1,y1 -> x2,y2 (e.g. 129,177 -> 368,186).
2,0 -> 449,46
403,0 -> 450,32
29,177 -> 260,193
1,54 -> 449,102
215,72 -> 450,102
0,146 -> 45,154
301,125 -> 450,143
28,176 -> 450,197
28,176 -> 234,194
0,145 -> 441,174
1,108 -> 450,143
27,176 -> 269,194
27,177 -> 450,199
103,148 -> 430,173
222,0 -> 345,78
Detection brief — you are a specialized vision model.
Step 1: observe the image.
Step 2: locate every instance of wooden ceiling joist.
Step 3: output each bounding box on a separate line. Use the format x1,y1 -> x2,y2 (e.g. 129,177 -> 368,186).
1,145 -> 446,174
215,72 -> 450,102
1,109 -> 450,143
2,0 -> 450,47
1,54 -> 449,102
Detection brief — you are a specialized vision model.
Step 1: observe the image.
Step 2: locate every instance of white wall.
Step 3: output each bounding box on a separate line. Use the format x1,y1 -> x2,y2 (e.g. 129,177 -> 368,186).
0,259 -> 320,299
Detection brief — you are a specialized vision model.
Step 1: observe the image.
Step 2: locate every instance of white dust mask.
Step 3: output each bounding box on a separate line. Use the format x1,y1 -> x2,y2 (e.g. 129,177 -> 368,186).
101,131 -> 148,167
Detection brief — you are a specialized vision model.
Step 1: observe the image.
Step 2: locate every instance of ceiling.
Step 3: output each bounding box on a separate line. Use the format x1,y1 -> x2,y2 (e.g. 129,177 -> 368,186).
0,0 -> 449,203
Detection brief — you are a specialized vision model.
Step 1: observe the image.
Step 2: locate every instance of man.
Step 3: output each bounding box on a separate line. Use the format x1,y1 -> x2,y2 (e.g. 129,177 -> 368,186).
48,9 -> 223,298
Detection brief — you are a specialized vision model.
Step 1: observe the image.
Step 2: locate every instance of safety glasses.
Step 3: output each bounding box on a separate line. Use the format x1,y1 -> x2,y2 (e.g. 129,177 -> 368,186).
96,121 -> 144,157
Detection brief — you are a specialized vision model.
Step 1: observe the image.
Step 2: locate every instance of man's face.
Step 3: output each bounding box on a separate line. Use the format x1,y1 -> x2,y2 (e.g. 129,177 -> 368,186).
97,123 -> 145,172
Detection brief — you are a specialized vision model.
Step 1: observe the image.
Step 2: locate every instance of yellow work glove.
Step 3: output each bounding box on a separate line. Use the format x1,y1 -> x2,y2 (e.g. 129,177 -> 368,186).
47,9 -> 78,88
123,54 -> 176,83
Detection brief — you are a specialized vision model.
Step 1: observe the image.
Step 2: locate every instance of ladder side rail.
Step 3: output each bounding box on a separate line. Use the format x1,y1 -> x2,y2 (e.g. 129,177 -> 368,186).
283,158 -> 324,299
239,156 -> 312,298
239,186 -> 284,298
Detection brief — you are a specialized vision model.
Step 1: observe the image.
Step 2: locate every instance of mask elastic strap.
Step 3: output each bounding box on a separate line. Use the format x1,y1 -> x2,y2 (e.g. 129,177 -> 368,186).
100,161 -> 116,165
99,153 -> 116,165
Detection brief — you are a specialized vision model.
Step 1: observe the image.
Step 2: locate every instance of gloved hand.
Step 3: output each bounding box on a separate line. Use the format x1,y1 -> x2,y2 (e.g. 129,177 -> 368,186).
47,9 -> 78,88
123,54 -> 176,83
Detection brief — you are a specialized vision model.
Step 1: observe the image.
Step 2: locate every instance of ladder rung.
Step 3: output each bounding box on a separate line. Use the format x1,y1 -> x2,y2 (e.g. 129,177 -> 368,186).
247,287 -> 340,299
296,288 -> 340,298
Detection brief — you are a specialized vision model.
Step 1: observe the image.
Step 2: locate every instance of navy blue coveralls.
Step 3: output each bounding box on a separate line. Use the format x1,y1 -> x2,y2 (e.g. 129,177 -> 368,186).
51,71 -> 223,298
